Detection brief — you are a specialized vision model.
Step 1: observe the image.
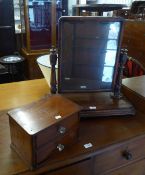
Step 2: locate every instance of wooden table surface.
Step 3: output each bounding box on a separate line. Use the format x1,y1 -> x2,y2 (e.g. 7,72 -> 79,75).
1,75 -> 143,111
0,79 -> 50,175
1,76 -> 145,175
0,79 -> 49,111
122,75 -> 145,97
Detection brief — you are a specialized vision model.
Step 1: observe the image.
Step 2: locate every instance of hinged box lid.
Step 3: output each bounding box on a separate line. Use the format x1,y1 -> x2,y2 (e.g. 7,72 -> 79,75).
8,94 -> 81,135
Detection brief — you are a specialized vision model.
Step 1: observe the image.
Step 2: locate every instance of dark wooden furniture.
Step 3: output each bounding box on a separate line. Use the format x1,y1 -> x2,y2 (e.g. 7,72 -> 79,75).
114,2 -> 145,20
0,64 -> 10,83
20,0 -> 68,79
113,9 -> 131,19
63,92 -> 135,117
72,4 -> 127,16
130,1 -> 145,20
1,76 -> 145,174
122,20 -> 145,69
50,47 -> 57,93
8,94 -> 81,169
0,0 -> 16,56
0,55 -> 25,82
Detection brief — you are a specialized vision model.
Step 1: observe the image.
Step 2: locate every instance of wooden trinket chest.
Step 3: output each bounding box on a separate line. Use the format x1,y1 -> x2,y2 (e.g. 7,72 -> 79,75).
8,94 -> 81,169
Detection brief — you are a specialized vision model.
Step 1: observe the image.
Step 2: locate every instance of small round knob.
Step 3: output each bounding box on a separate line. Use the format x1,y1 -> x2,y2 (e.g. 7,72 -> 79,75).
58,126 -> 66,134
57,144 -> 64,152
122,150 -> 132,160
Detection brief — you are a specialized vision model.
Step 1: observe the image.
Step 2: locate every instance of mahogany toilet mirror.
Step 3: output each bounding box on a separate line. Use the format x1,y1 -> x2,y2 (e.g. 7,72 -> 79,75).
49,16 -> 135,117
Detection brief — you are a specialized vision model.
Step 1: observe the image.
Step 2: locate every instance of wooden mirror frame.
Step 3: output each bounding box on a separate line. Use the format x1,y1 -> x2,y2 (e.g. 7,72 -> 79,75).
57,16 -> 125,94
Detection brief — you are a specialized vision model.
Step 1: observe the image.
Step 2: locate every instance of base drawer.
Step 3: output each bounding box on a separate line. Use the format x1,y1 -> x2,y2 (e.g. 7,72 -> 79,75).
94,135 -> 145,174
45,158 -> 93,175
106,158 -> 145,175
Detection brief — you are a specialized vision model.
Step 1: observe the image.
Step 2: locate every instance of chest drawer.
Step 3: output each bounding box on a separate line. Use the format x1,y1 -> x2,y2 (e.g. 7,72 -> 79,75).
45,158 -> 93,175
106,158 -> 145,175
94,135 -> 145,175
35,113 -> 79,148
35,125 -> 78,165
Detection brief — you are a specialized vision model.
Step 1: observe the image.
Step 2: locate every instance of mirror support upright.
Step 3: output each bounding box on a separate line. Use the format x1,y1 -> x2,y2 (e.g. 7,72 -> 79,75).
112,49 -> 128,99
50,46 -> 57,94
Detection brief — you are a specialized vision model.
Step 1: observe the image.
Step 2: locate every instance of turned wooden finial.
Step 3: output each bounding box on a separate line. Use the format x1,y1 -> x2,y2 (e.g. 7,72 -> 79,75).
49,46 -> 57,94
113,48 -> 128,99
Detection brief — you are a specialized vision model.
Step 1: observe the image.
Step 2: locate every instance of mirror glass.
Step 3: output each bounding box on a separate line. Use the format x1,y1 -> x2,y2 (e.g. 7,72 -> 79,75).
58,17 -> 124,92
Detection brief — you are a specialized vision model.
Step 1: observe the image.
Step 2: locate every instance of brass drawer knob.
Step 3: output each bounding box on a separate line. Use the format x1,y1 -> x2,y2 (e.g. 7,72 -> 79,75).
57,144 -> 64,151
58,126 -> 66,134
122,150 -> 132,160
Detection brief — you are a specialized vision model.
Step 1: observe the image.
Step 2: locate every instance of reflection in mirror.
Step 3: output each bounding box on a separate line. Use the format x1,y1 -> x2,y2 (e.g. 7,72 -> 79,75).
27,0 -> 66,50
58,17 -> 124,93
28,0 -> 52,49
102,22 -> 120,83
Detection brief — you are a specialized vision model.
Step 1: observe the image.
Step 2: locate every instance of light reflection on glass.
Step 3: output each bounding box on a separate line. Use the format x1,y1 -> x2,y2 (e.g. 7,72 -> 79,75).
60,19 -> 122,91
28,0 -> 52,30
107,40 -> 117,50
102,67 -> 114,83
104,50 -> 116,66
102,22 -> 120,83
108,22 -> 120,39
27,0 -> 53,50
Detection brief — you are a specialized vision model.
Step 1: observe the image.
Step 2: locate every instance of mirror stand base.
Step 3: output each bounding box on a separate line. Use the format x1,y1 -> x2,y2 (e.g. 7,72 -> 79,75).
62,92 -> 136,118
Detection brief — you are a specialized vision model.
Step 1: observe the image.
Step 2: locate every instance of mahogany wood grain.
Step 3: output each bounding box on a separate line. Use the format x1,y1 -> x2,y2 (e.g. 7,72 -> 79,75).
122,75 -> 145,114
35,125 -> 79,166
122,20 -> 145,69
35,114 -> 79,148
45,158 -> 93,175
63,92 -> 135,117
94,135 -> 145,174
4,109 -> 145,175
9,118 -> 33,167
8,94 -> 81,169
21,48 -> 48,79
0,113 -> 28,175
106,158 -> 145,175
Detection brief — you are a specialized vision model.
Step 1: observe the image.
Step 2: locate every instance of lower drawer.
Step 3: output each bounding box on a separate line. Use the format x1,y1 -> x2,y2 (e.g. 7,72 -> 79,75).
106,158 -> 145,175
94,135 -> 145,174
34,125 -> 78,167
44,158 -> 93,175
